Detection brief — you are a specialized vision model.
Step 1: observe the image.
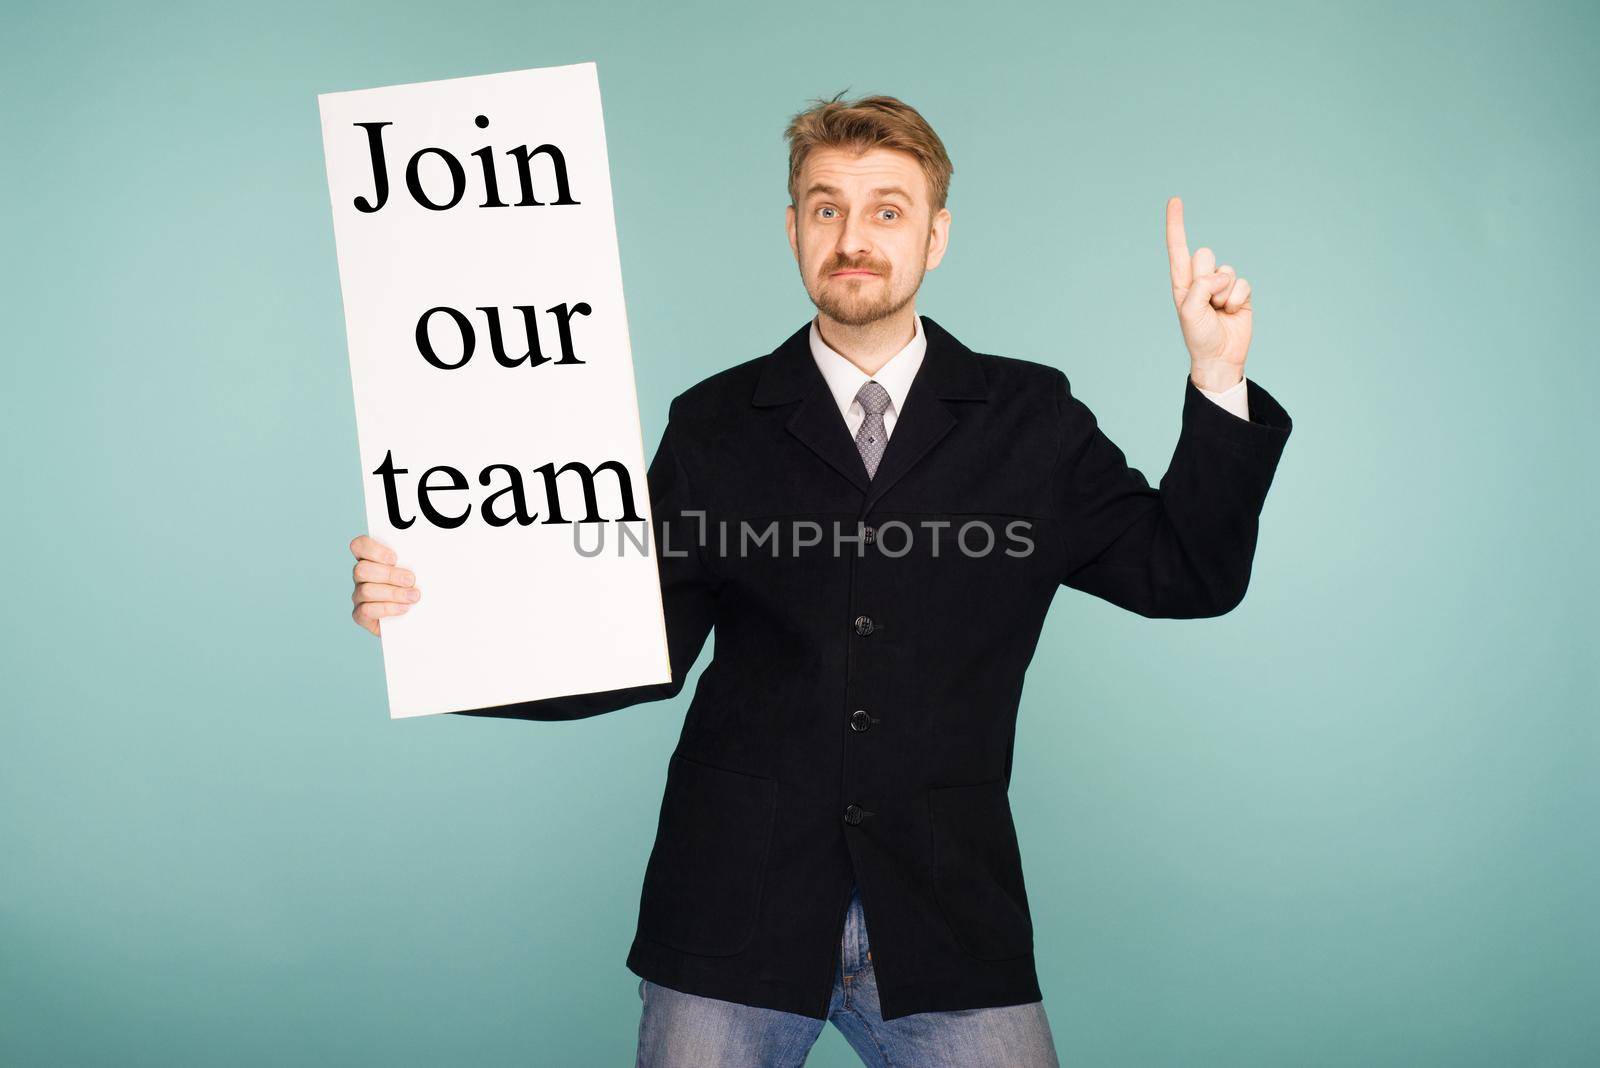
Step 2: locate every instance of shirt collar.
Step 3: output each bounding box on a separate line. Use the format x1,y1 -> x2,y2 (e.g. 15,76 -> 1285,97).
808,314 -> 927,419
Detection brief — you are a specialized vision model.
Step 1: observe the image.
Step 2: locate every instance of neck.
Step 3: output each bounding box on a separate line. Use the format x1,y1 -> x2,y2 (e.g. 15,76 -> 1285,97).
815,304 -> 918,376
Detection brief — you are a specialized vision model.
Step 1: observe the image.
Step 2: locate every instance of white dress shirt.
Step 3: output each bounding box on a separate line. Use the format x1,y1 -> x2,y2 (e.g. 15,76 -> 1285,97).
807,315 -> 1251,439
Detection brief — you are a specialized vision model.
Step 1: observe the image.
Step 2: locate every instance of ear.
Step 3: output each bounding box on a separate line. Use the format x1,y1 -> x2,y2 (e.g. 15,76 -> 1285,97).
785,203 -> 799,261
924,206 -> 952,270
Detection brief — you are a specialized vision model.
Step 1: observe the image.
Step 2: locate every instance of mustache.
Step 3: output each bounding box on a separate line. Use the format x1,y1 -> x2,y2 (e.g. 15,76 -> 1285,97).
822,257 -> 889,276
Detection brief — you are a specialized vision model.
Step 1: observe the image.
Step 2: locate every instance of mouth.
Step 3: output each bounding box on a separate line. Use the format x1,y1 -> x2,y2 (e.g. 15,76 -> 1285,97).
830,270 -> 879,278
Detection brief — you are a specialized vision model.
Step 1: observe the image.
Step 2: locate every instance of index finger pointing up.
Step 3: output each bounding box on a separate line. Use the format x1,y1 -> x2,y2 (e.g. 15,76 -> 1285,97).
1166,196 -> 1191,291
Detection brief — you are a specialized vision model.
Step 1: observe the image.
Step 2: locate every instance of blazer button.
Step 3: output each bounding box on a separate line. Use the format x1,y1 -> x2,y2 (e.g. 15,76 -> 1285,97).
843,804 -> 864,826
853,614 -> 875,636
850,709 -> 873,732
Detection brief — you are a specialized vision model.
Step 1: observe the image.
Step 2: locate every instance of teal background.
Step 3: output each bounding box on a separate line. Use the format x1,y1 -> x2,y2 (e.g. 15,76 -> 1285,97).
3,0 -> 1596,1064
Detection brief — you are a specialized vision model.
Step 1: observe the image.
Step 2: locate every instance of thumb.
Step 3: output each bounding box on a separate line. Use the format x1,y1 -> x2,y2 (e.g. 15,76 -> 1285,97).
1181,271 -> 1230,319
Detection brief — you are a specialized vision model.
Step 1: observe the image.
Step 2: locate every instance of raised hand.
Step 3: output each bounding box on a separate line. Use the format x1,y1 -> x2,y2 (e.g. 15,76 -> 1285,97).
1165,196 -> 1252,392
349,534 -> 419,636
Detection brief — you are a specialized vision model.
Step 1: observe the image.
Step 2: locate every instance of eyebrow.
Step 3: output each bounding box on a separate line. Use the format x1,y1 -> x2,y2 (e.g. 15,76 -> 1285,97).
802,183 -> 916,204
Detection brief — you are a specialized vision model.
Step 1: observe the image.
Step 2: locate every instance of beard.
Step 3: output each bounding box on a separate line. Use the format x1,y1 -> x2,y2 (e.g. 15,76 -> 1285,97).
813,270 -> 919,326
805,238 -> 928,327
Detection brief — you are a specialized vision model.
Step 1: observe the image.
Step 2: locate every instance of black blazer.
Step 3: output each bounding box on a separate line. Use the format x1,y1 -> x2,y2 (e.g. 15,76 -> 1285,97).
454,314 -> 1293,1020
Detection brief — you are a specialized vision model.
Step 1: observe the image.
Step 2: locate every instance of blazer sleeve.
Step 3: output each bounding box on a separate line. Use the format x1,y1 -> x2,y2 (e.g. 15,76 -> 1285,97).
448,402 -> 720,721
1051,369 -> 1292,618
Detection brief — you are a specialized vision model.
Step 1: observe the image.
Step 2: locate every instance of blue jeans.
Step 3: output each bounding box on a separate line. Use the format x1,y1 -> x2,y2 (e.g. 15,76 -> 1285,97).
635,883 -> 1060,1066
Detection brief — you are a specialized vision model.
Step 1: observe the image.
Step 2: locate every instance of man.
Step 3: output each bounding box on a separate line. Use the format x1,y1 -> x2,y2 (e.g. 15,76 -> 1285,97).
347,93 -> 1291,1066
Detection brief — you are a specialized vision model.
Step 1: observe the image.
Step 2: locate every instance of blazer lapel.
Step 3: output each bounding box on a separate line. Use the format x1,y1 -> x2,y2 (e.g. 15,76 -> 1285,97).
752,320 -> 873,495
751,315 -> 989,506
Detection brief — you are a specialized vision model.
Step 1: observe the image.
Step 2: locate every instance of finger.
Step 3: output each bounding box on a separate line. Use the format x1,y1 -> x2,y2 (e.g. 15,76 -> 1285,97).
1182,270 -> 1233,319
353,582 -> 422,605
1223,276 -> 1251,314
1165,197 -> 1191,291
354,600 -> 411,626
1191,246 -> 1216,283
349,534 -> 397,565
353,559 -> 415,586
1211,264 -> 1237,308
352,607 -> 379,636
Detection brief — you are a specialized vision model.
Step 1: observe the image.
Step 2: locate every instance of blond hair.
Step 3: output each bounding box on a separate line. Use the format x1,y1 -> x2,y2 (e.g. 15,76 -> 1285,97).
783,92 -> 953,213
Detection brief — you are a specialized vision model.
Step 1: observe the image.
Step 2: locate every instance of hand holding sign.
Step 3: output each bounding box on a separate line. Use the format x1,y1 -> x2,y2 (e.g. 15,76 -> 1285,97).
349,535 -> 418,637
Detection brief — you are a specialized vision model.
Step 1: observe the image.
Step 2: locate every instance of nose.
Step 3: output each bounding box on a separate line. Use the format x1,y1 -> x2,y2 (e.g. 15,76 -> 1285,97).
835,211 -> 873,259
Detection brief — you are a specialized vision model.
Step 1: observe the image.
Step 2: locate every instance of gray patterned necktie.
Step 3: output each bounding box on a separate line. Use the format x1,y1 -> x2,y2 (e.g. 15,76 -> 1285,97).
854,381 -> 892,479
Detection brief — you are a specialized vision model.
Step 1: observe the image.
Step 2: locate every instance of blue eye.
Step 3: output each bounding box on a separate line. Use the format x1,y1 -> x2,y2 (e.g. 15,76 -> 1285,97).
881,209 -> 898,221
819,207 -> 837,219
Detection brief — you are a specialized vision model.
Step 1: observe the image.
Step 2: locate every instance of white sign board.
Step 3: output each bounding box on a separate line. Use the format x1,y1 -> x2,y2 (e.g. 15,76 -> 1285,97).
318,62 -> 670,719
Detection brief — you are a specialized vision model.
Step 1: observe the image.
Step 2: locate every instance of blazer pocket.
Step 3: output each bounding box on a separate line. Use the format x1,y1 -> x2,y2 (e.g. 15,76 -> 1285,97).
928,778 -> 1035,961
636,752 -> 778,957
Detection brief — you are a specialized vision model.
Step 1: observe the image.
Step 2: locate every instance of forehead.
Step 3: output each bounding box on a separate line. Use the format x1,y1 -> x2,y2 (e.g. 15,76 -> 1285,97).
797,146 -> 925,202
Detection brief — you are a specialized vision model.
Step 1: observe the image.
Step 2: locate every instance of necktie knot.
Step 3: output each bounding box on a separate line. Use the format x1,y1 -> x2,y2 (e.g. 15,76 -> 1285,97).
855,381 -> 891,417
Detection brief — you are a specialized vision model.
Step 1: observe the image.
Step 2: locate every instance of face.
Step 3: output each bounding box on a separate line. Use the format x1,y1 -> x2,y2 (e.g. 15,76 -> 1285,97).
785,146 -> 951,327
